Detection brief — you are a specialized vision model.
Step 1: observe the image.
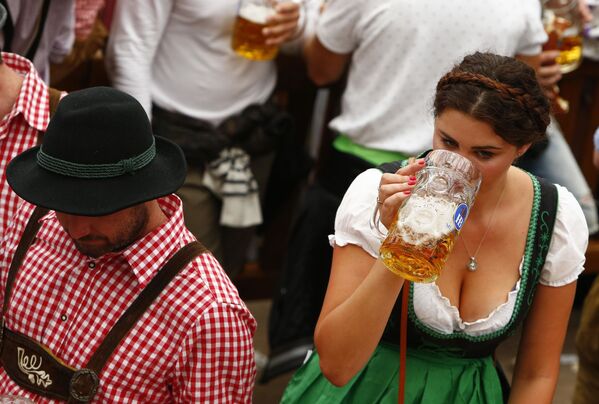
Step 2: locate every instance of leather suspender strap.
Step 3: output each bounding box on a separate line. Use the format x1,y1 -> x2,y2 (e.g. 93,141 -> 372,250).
1,206 -> 48,319
37,87 -> 63,145
67,241 -> 207,403
398,282 -> 409,404
84,241 -> 206,375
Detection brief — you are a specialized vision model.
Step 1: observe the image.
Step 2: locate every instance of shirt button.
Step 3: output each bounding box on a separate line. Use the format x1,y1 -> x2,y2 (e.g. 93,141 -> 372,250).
60,314 -> 67,321
88,262 -> 96,269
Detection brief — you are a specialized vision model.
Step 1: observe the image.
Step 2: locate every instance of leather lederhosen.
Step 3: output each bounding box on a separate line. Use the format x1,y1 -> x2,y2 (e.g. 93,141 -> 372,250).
0,207 -> 207,402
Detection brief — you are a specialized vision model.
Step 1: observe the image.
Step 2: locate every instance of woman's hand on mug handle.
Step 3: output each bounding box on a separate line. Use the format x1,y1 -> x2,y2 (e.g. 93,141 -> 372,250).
378,158 -> 425,229
263,2 -> 301,46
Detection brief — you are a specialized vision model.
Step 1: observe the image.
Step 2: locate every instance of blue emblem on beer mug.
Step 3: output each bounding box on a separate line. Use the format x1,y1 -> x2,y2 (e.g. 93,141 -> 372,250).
453,203 -> 469,230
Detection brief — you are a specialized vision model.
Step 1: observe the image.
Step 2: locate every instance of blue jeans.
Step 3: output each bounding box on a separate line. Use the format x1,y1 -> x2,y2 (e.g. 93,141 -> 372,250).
517,117 -> 598,234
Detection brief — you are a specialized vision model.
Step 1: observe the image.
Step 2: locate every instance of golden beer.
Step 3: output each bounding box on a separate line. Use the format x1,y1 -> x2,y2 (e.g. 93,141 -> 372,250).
232,5 -> 278,61
379,195 -> 459,283
545,30 -> 582,74
380,229 -> 456,283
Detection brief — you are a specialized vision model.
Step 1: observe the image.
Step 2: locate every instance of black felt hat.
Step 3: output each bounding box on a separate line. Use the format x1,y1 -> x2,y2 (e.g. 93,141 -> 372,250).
7,87 -> 187,216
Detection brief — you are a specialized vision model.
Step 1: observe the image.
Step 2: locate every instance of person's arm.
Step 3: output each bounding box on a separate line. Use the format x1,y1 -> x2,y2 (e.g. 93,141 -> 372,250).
104,0 -> 173,117
314,160 -> 423,386
172,303 -> 257,403
303,34 -> 350,86
508,282 -> 577,403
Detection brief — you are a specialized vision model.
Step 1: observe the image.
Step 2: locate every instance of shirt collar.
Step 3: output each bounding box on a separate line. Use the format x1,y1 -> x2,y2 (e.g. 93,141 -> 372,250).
39,195 -> 188,288
121,195 -> 188,287
2,52 -> 50,132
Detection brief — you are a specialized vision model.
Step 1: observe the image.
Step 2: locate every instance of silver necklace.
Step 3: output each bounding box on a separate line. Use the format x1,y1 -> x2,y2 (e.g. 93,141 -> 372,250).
459,183 -> 507,272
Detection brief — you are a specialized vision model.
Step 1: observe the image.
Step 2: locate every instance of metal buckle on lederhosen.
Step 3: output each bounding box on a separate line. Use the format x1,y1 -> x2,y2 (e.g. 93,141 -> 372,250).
0,324 -> 99,402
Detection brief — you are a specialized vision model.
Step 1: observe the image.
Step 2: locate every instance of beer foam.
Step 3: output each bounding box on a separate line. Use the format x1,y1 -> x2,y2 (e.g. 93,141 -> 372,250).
239,4 -> 276,24
397,194 -> 456,246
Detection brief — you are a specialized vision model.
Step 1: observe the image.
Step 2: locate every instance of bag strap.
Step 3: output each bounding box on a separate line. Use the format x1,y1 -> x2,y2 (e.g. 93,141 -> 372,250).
48,87 -> 62,117
37,87 -> 62,145
398,282 -> 409,404
1,206 -> 48,320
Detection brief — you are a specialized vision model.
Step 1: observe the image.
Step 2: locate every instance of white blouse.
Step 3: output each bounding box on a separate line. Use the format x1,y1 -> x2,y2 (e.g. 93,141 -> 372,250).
330,169 -> 589,336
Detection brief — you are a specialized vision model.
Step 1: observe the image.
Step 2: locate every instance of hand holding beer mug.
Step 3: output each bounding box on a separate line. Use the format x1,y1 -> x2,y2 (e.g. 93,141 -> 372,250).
542,0 -> 585,112
378,150 -> 481,283
232,0 -> 302,61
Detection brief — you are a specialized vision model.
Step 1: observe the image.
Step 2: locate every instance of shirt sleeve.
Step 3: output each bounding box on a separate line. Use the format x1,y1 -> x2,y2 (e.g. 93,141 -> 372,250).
540,185 -> 589,286
332,168 -> 384,258
105,0 -> 174,118
172,302 -> 257,403
514,0 -> 547,56
316,0 -> 364,54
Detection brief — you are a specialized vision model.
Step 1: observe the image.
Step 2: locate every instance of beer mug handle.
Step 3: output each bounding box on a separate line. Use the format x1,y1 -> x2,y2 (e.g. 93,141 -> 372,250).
370,203 -> 387,240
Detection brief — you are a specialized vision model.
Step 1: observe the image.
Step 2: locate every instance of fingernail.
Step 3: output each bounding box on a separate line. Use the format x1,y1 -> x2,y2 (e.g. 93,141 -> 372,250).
409,176 -> 417,181
408,181 -> 416,185
404,190 -> 411,195
418,159 -> 426,165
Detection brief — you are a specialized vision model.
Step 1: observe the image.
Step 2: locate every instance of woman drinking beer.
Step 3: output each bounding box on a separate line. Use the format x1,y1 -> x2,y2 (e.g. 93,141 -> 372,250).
281,52 -> 588,403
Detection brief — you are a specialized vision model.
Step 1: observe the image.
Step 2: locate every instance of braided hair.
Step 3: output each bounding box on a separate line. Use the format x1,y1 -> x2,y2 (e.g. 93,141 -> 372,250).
434,52 -> 550,147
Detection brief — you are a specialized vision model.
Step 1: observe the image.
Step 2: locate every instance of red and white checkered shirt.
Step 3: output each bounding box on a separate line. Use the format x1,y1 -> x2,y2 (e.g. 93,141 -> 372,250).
0,195 -> 257,402
0,53 -> 51,238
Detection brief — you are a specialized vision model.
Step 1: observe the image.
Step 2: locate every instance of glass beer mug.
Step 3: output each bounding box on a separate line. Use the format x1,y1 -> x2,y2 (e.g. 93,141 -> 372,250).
378,150 -> 481,283
232,0 -> 280,61
543,0 -> 584,73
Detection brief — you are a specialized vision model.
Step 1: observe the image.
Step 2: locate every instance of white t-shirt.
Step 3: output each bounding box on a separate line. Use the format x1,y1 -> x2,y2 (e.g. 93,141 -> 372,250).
330,168 -> 589,336
317,0 -> 547,154
106,0 -> 319,125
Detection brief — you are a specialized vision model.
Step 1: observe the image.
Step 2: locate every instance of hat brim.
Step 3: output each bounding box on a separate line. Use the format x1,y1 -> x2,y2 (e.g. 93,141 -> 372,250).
7,136 -> 187,216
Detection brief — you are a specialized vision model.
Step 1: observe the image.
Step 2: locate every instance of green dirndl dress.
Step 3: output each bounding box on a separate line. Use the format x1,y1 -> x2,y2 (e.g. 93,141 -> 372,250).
282,173 -> 558,404
282,342 -> 503,404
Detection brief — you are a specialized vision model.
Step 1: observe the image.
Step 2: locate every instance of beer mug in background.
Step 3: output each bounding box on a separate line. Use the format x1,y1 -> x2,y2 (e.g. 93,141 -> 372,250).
379,150 -> 481,283
232,0 -> 279,61
543,0 -> 583,73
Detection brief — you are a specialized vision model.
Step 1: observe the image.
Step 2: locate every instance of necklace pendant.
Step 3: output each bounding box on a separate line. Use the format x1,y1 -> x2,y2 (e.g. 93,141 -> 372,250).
467,257 -> 478,272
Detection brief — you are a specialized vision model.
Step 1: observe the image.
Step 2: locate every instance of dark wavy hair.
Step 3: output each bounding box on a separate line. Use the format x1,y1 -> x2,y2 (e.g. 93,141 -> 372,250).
434,52 -> 550,147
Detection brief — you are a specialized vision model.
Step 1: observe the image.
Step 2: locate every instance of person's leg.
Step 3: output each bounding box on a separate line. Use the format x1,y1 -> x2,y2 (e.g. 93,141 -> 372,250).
517,117 -> 598,234
178,167 -> 223,259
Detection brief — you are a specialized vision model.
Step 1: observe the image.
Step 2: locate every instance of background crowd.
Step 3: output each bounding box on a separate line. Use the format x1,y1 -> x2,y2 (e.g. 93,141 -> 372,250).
0,0 -> 598,403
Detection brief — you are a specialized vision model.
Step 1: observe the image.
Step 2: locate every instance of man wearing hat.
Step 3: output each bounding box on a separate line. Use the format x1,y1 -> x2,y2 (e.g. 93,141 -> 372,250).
0,87 -> 256,402
0,3 -> 62,236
